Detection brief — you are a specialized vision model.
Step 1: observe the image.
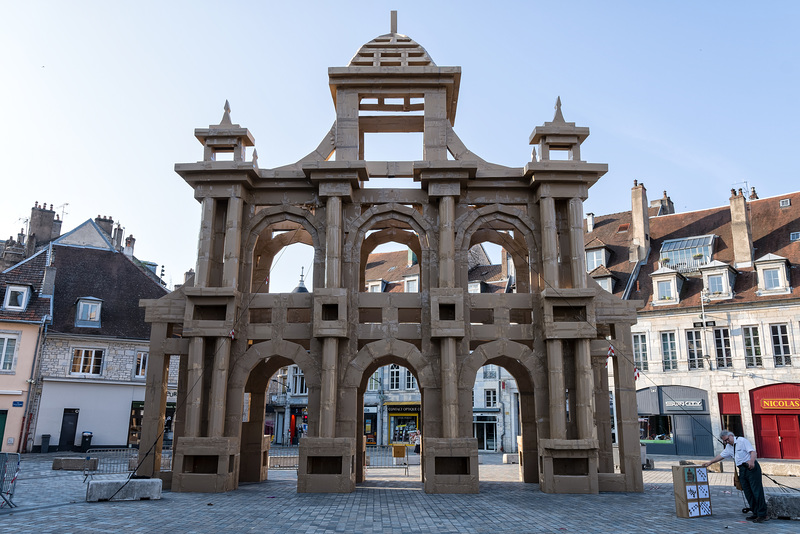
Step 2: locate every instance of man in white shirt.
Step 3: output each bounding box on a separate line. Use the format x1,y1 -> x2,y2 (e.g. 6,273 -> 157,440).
703,430 -> 768,523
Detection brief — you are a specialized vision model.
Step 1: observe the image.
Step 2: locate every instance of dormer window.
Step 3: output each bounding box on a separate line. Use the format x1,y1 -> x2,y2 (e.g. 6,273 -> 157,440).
404,276 -> 418,293
76,297 -> 103,328
657,280 -> 672,300
650,266 -> 685,306
3,285 -> 30,311
586,249 -> 604,271
366,280 -> 384,292
754,254 -> 790,296
596,277 -> 613,293
708,275 -> 723,294
659,234 -> 715,272
468,281 -> 482,294
699,260 -> 736,300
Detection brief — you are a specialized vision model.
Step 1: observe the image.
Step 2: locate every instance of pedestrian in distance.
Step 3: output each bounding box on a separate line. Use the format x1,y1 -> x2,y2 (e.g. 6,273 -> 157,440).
702,430 -> 768,523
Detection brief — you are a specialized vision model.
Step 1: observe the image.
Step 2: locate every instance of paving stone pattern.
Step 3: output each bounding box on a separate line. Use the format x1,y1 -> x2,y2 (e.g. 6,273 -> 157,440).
2,453 -> 798,533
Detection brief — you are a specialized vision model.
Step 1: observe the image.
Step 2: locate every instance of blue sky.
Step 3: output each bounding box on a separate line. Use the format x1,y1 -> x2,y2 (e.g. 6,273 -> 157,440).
2,1 -> 798,291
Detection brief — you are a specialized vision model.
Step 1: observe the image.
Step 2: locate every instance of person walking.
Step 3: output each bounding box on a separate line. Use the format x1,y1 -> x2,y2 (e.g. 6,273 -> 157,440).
702,430 -> 768,523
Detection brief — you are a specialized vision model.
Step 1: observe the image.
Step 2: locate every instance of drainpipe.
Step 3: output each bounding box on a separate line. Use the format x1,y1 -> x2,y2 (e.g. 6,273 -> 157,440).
498,369 -> 505,453
19,314 -> 49,453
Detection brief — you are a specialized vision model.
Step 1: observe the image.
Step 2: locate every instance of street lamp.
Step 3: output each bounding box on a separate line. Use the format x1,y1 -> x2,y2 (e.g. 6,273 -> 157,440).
699,289 -> 713,370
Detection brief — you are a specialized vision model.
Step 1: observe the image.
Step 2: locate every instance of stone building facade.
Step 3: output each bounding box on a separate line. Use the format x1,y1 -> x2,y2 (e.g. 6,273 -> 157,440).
139,15 -> 642,495
585,184 -> 800,459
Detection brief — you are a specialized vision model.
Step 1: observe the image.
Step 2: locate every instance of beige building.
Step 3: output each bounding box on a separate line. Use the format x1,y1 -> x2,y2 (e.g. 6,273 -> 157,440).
586,184 -> 800,459
139,14 -> 642,495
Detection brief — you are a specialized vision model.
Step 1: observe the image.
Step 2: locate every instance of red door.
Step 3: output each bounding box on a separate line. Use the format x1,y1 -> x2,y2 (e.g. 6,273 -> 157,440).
777,415 -> 800,459
756,415 -> 782,458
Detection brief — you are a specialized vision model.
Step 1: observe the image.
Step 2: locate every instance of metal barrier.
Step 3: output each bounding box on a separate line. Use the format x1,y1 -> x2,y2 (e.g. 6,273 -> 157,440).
366,445 -> 410,475
85,447 -> 173,476
267,445 -> 300,470
0,453 -> 20,508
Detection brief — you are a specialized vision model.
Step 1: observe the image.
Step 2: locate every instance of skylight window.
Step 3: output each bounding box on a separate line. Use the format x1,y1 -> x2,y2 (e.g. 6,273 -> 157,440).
659,235 -> 714,272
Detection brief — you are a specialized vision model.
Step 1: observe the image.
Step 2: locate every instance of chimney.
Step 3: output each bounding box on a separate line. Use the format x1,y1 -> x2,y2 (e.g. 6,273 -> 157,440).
649,190 -> 675,216
749,187 -> 759,200
51,214 -> 62,240
29,202 -> 56,246
185,268 -> 195,285
407,249 -> 418,266
500,249 -> 509,279
586,213 -> 595,232
112,224 -> 124,251
95,215 -> 114,236
124,235 -> 136,258
730,188 -> 754,268
630,180 -> 650,262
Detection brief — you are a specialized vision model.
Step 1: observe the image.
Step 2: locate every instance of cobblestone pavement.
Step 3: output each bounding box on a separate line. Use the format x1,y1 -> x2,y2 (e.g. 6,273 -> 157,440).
1,452 -> 798,533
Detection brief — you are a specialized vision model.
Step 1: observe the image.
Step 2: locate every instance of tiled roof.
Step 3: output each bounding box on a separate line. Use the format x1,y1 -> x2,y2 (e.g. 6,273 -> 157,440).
585,190 -> 800,311
0,248 -> 51,323
49,245 -> 168,339
365,250 -> 420,284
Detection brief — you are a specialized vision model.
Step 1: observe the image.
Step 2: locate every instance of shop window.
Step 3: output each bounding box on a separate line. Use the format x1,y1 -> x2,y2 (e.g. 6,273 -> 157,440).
770,324 -> 792,367
390,414 -> 417,444
71,348 -> 104,375
389,364 -> 401,390
661,332 -> 677,371
485,389 -> 497,408
742,326 -> 763,368
0,334 -> 18,371
134,351 -> 148,379
632,333 -> 648,371
714,328 -> 733,368
686,330 -> 704,370
3,285 -> 29,311
367,370 -> 380,391
405,369 -> 416,390
720,414 -> 743,438
75,297 -> 102,328
640,415 -> 673,443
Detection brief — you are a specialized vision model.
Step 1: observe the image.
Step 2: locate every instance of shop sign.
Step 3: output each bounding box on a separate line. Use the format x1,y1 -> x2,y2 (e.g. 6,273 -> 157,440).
385,404 -> 420,413
12,401 -> 23,407
760,398 -> 800,409
664,399 -> 703,410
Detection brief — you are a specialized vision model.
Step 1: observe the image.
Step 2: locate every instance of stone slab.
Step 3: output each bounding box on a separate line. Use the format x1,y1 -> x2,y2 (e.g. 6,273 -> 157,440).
86,478 -> 162,502
52,457 -> 97,471
503,453 -> 519,464
766,492 -> 800,520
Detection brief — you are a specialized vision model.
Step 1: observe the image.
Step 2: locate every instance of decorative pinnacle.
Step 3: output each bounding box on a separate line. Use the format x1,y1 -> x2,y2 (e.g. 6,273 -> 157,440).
553,96 -> 566,123
219,100 -> 233,126
252,148 -> 259,167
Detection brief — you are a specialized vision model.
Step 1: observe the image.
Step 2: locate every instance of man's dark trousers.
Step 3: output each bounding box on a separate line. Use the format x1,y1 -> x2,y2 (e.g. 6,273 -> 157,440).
739,461 -> 767,517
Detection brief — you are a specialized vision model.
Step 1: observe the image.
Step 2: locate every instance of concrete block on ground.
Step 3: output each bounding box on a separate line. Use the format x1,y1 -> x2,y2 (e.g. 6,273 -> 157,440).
53,457 -> 97,471
86,478 -> 162,502
767,492 -> 800,520
503,453 -> 519,464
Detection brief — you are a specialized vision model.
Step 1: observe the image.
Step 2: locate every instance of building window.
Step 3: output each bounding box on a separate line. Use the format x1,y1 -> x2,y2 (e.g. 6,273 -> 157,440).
1,335 -> 18,371
742,326 -> 763,368
661,332 -> 677,371
485,389 -> 497,408
714,328 -> 733,368
75,298 -> 102,328
586,249 -> 604,271
389,364 -> 401,390
405,369 -> 416,390
596,277 -> 612,293
763,269 -> 781,291
770,324 -> 792,367
405,277 -> 418,293
134,351 -> 148,378
659,234 -> 714,272
482,365 -> 497,379
367,370 -> 380,391
71,348 -> 103,375
707,274 -> 724,295
780,198 -> 791,207
3,285 -> 30,311
468,282 -> 482,294
292,366 -> 308,395
686,330 -> 704,370
790,232 -> 800,242
632,333 -> 648,371
657,280 -> 672,301
367,281 -> 382,292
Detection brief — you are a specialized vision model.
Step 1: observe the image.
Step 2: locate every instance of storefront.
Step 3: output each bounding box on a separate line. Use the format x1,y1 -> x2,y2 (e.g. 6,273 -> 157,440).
473,414 -> 498,451
750,383 -> 800,459
385,402 -> 419,444
364,406 -> 378,445
128,396 -> 176,448
637,385 -> 714,456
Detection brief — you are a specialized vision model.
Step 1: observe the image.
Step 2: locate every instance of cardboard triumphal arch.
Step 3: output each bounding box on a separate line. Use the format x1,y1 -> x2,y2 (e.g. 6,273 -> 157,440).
139,14 -> 642,495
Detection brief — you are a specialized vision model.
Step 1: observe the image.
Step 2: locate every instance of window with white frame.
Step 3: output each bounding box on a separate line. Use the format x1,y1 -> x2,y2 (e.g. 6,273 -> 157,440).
404,277 -> 418,293
1,334 -> 18,371
770,324 -> 792,367
71,348 -> 103,375
707,274 -> 724,295
134,351 -> 148,378
485,389 -> 497,408
714,328 -> 733,368
367,281 -> 382,292
468,282 -> 482,294
763,268 -> 781,290
632,333 -> 648,371
482,364 -> 497,379
686,330 -> 704,370
661,332 -> 677,371
3,285 -> 29,311
657,280 -> 673,300
389,364 -> 401,390
367,370 -> 380,391
292,365 -> 308,395
75,298 -> 102,327
586,249 -> 604,271
790,231 -> 800,242
596,277 -> 612,293
743,326 -> 763,368
405,369 -> 416,390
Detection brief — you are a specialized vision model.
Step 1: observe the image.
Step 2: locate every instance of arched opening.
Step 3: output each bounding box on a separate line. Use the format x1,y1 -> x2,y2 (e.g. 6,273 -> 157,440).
252,226 -> 315,294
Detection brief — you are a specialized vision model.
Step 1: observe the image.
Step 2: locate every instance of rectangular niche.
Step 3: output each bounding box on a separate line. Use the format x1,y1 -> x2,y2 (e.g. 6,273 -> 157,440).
434,456 -> 470,475
308,456 -> 343,475
193,305 -> 227,321
552,306 -> 586,322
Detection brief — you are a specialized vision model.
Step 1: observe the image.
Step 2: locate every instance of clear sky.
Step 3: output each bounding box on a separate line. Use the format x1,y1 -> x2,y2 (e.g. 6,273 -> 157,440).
2,1 -> 798,291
